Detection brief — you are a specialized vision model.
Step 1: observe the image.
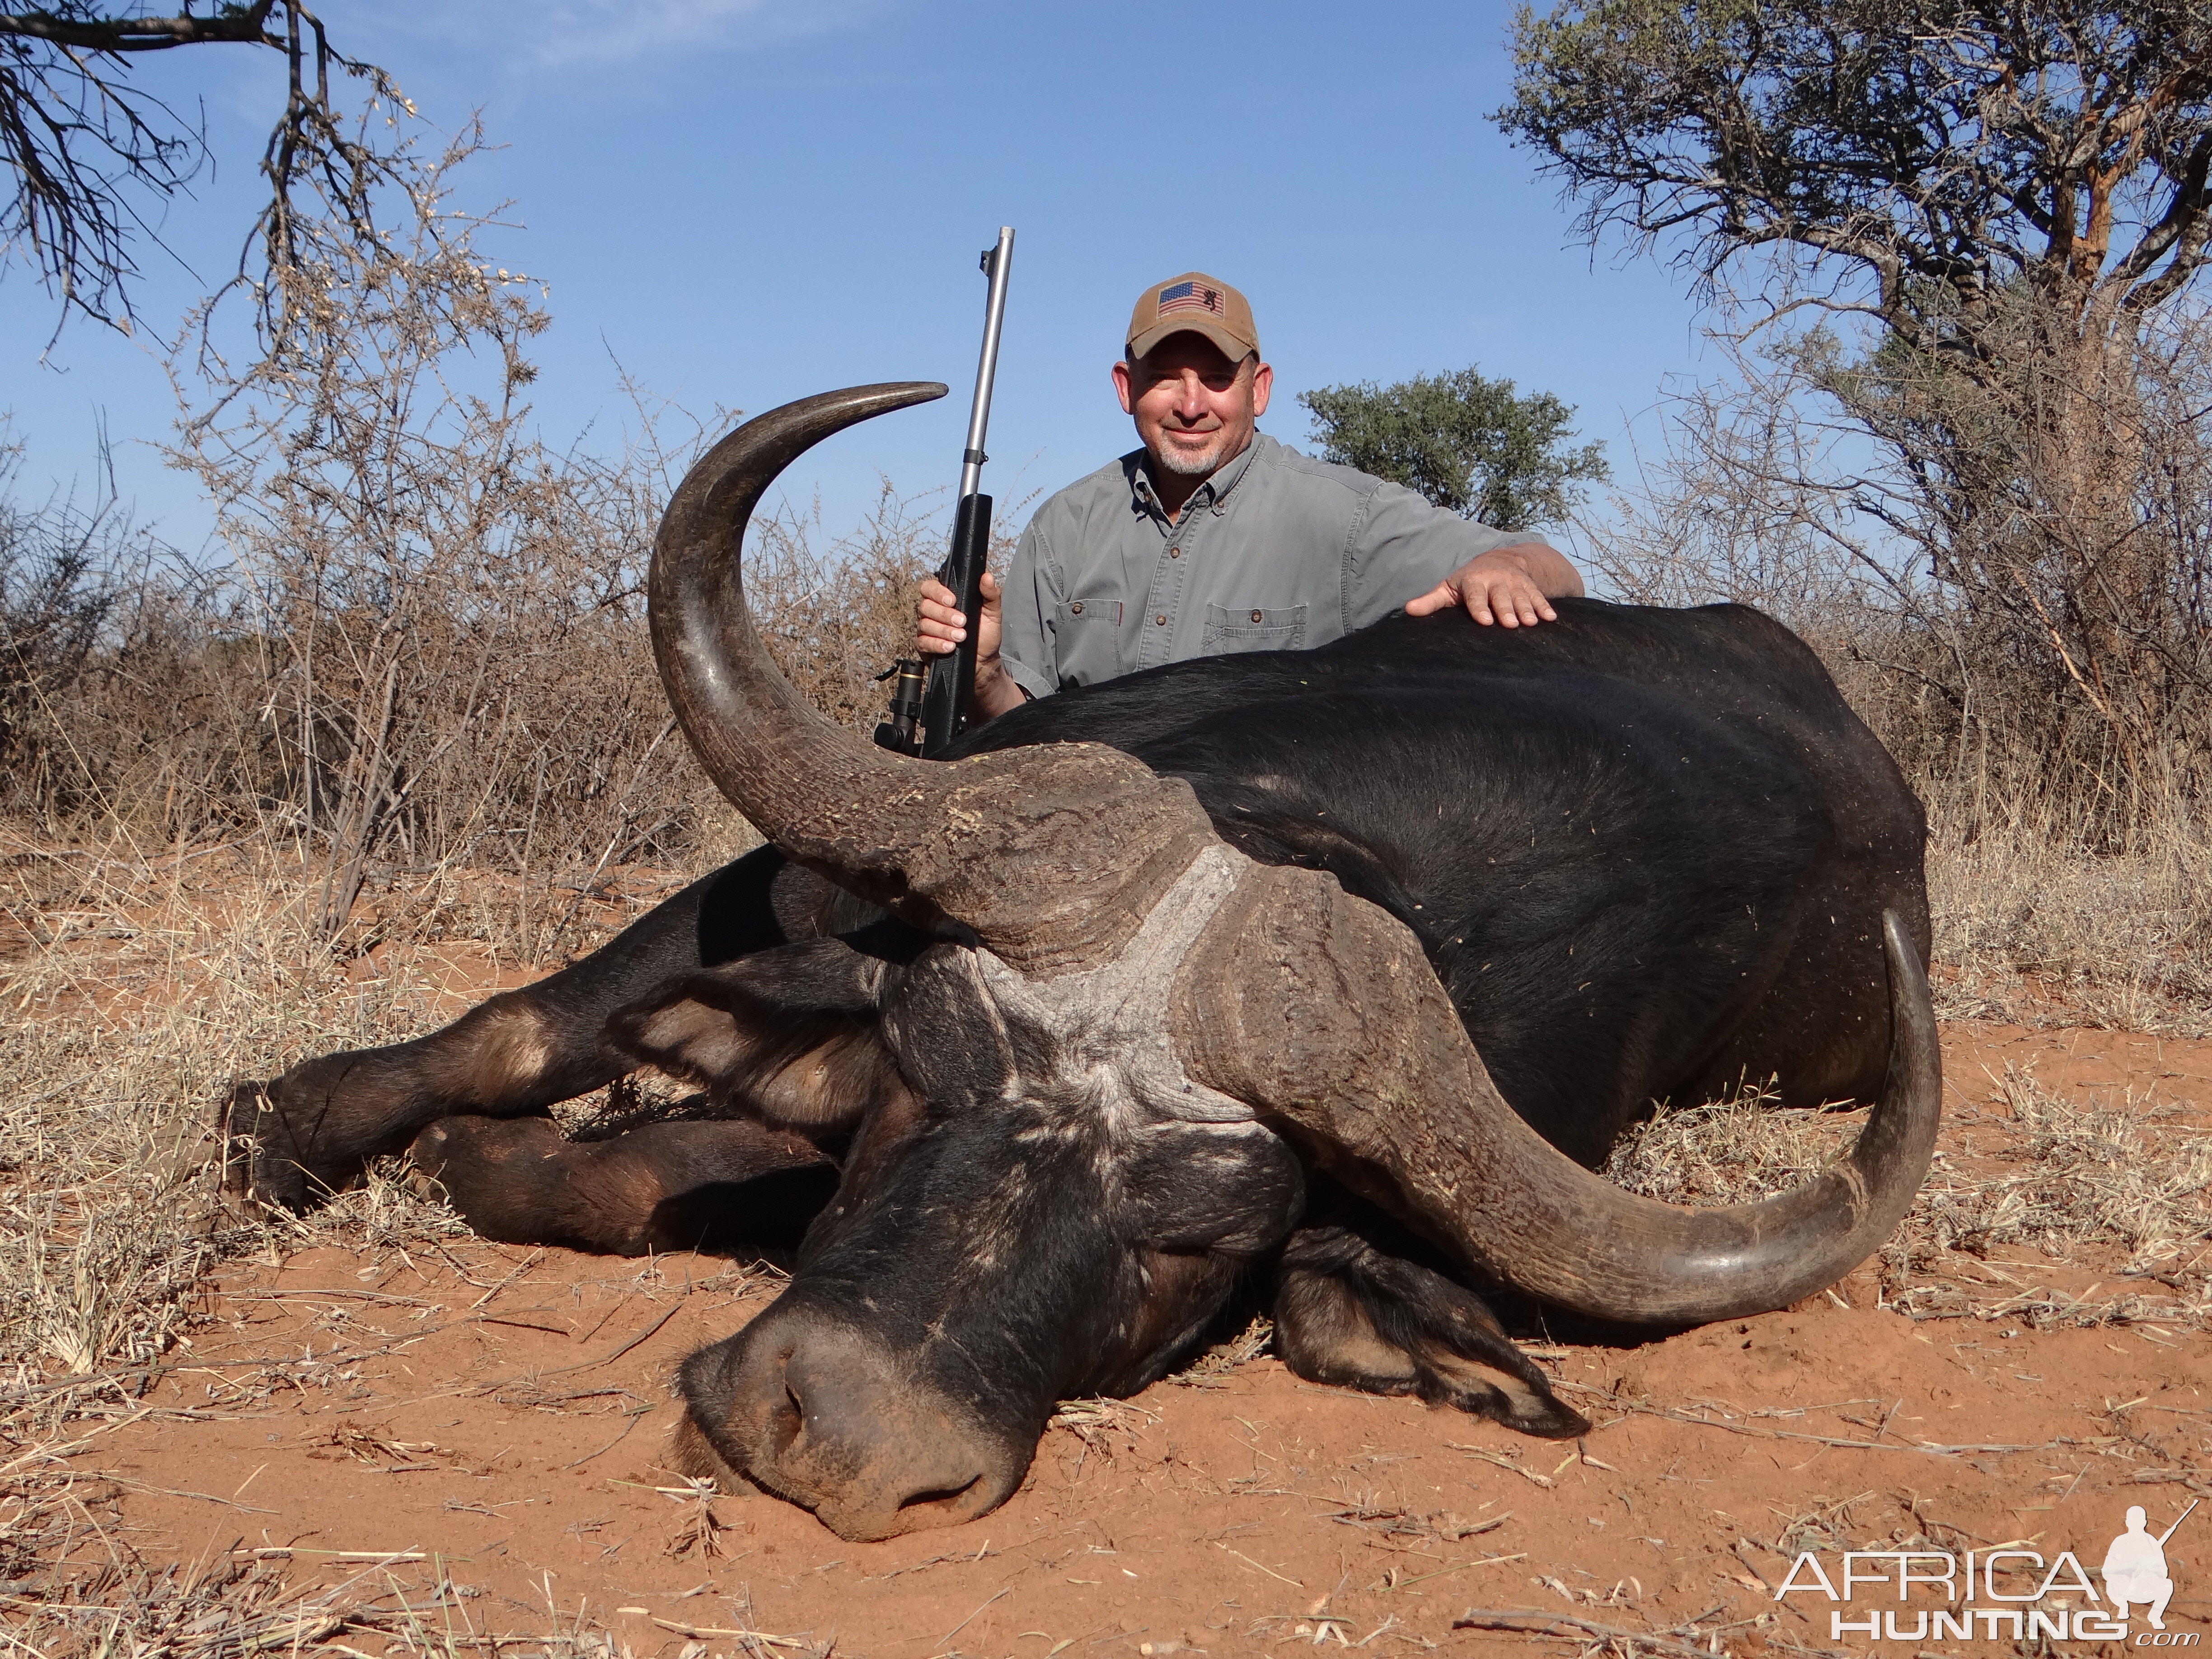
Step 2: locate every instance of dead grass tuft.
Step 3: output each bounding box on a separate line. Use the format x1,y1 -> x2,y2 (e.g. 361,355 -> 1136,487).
1602,1076 -> 1851,1209
1047,1397 -> 1160,1474
1916,1065 -> 2212,1266
0,837 -> 688,1651
1167,1312 -> 1275,1389
662,1479 -> 737,1561
0,842 -> 509,1427
0,834 -> 690,1479
1606,1064 -> 2212,1329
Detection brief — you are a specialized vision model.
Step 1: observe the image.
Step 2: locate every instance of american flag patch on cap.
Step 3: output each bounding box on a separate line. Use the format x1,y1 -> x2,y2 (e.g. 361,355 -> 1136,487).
1157,279 -> 1225,317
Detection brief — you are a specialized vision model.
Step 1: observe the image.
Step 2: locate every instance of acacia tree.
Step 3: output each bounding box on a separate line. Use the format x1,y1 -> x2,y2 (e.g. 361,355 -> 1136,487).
1497,0 -> 2210,358
1299,367 -> 1608,531
1,2 -> 415,339
1498,0 -> 2212,831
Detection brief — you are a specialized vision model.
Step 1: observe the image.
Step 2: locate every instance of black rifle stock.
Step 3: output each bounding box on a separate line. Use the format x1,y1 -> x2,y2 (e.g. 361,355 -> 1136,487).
920,491 -> 992,758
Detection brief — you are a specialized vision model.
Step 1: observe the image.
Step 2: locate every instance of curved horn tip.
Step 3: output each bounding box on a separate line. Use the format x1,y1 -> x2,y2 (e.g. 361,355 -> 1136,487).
781,381 -> 950,423
834,380 -> 950,412
1882,908 -> 1928,996
716,382 -> 951,463
658,383 -> 955,541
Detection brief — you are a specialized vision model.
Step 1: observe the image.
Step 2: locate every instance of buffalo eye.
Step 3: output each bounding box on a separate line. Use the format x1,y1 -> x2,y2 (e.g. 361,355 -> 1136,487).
1119,1129 -> 1304,1256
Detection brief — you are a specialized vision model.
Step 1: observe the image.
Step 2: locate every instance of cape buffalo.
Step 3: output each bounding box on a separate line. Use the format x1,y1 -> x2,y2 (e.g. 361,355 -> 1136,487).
224,382 -> 1940,1544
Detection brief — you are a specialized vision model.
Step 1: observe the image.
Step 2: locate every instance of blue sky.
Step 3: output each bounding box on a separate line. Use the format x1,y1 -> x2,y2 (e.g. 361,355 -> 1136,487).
2,0 -> 1727,555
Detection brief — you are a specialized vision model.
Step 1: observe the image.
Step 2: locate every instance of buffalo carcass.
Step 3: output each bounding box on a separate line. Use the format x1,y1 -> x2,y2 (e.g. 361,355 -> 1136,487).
223,382 -> 1940,1544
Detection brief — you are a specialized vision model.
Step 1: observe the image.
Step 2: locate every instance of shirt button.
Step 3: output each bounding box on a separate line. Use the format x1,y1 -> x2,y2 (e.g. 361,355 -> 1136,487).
1155,614 -> 1167,625
1069,602 -> 1083,614
1250,610 -> 1265,623
1168,548 -> 1180,558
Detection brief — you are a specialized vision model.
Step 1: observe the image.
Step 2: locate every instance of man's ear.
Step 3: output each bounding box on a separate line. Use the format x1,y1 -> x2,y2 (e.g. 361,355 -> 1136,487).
1111,357 -> 1137,415
1248,359 -> 1273,418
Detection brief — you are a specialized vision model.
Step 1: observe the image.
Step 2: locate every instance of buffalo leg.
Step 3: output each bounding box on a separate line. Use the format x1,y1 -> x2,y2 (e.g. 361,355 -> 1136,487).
1268,1193 -> 1588,1439
225,847 -> 811,1211
408,1115 -> 837,1255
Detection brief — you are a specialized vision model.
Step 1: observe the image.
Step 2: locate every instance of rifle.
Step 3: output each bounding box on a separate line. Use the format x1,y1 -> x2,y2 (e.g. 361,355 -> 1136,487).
2157,1498 -> 2198,1546
874,226 -> 1016,757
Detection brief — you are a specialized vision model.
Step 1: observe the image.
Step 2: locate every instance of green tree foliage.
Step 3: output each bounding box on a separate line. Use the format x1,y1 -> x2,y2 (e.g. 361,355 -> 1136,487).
1298,368 -> 1608,531
1495,0 -> 2210,343
1495,0 -> 2212,837
1493,0 -> 2211,359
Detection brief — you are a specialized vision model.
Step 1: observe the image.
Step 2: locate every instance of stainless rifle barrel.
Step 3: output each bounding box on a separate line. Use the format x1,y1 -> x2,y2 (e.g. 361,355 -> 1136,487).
958,227 -> 1016,499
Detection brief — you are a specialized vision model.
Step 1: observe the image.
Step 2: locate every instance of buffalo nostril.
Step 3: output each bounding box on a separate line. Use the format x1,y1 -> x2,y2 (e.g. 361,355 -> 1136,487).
895,1473 -> 981,1513
767,1381 -> 805,1457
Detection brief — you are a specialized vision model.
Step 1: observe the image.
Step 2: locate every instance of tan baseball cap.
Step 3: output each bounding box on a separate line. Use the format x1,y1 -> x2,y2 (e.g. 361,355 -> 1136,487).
1125,272 -> 1260,362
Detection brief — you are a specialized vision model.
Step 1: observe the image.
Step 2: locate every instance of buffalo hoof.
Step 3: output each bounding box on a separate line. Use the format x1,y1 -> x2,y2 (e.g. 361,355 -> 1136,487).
410,1114 -> 837,1256
219,1048 -> 435,1213
408,1115 -> 579,1243
217,1078 -> 324,1213
1273,1225 -> 1590,1439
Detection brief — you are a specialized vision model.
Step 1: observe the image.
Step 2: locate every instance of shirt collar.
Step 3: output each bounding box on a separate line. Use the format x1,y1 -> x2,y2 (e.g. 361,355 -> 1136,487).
1128,431 -> 1269,517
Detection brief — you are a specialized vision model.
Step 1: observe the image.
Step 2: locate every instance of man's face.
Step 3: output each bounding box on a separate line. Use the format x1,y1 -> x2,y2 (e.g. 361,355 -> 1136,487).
1112,334 -> 1274,479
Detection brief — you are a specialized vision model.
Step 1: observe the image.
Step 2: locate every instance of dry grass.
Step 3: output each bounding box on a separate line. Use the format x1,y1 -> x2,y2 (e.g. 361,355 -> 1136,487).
1168,1312 -> 1275,1388
1924,801 -> 2212,1036
0,845 -> 609,1416
0,1454 -> 628,1659
1606,1065 -> 2212,1330
1601,1076 -> 1837,1210
1922,1067 -> 2212,1266
0,833 -> 705,1654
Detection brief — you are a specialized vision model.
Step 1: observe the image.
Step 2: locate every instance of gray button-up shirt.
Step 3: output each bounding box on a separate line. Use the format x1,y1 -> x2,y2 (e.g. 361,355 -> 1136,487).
997,431 -> 1544,699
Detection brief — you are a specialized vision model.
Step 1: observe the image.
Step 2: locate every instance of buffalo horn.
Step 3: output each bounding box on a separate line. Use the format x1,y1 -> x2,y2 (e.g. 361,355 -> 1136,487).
1173,864 -> 1940,1324
649,386 -> 1220,977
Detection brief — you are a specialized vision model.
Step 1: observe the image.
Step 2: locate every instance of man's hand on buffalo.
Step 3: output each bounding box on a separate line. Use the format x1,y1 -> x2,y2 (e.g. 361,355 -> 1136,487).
916,568 -> 1027,717
1405,542 -> 1585,629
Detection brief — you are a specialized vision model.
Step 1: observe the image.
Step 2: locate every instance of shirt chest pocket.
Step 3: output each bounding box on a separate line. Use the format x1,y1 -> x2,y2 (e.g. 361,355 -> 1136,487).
1053,597 -> 1125,687
1202,602 -> 1307,654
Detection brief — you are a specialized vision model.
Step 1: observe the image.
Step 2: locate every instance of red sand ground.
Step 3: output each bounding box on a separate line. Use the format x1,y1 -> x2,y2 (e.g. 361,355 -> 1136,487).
53,1023 -> 2212,1655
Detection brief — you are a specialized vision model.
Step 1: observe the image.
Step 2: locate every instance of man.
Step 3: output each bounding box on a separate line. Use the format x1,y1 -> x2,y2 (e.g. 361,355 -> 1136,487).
2102,1505 -> 2177,1629
916,271 -> 1584,718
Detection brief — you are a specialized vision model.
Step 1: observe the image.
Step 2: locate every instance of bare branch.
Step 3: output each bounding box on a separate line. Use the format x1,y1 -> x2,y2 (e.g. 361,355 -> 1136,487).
0,5 -> 277,52
0,1 -> 416,344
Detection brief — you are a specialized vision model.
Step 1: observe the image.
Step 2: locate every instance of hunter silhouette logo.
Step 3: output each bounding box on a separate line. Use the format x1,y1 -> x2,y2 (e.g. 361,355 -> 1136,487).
2106,1500 -> 2195,1631
1772,1497 -> 2198,1644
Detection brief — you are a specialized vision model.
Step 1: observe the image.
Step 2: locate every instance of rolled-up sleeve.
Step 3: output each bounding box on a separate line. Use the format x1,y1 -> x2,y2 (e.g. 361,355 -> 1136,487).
996,520 -> 1062,702
1342,482 -> 1551,633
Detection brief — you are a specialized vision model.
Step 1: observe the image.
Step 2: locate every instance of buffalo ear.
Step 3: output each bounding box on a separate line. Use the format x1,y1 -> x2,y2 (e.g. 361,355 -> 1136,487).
1271,1223 -> 1588,1439
607,937 -> 893,1133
